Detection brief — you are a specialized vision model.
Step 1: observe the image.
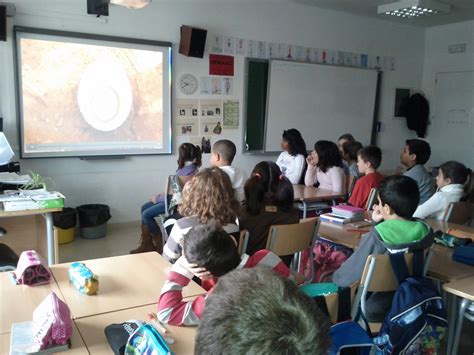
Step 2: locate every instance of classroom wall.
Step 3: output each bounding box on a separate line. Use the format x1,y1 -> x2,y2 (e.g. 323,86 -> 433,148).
421,20 -> 474,167
0,0 -> 425,222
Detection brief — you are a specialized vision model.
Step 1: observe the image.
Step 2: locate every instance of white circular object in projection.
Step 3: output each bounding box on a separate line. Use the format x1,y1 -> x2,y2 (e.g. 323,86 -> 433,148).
77,58 -> 132,131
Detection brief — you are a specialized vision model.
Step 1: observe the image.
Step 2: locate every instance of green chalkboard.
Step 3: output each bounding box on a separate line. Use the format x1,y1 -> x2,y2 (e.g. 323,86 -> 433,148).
244,59 -> 268,152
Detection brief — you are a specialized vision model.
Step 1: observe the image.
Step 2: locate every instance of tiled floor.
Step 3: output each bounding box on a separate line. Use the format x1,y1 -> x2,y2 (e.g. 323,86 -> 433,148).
58,221 -> 474,354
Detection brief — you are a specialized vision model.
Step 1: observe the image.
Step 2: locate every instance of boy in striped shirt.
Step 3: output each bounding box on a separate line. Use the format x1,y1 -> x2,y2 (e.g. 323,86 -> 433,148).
158,224 -> 296,326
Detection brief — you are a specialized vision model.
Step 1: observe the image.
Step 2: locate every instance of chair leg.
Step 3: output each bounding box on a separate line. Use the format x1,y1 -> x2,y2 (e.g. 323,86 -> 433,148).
447,294 -> 458,353
451,298 -> 468,354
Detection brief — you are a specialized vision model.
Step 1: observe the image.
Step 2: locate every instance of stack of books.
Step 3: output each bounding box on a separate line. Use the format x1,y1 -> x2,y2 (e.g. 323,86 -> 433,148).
320,205 -> 365,225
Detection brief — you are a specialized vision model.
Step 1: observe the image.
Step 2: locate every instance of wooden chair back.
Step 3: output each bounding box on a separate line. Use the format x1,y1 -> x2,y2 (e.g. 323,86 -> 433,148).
444,201 -> 473,225
323,281 -> 358,323
365,187 -> 378,211
265,217 -> 318,256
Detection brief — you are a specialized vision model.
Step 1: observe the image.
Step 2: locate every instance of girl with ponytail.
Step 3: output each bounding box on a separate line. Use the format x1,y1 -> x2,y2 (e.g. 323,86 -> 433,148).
413,161 -> 473,220
239,161 -> 299,262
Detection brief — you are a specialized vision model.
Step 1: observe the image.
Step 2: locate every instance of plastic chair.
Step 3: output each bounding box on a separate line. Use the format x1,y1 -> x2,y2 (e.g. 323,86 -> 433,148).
443,201 -> 473,225
265,217 -> 320,282
0,243 -> 19,272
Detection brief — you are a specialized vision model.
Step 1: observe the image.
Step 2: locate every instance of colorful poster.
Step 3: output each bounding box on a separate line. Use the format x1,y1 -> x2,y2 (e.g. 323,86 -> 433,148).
223,100 -> 239,129
209,54 -> 234,76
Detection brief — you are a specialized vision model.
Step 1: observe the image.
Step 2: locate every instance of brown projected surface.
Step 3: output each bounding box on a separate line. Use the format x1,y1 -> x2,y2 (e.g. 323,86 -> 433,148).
20,39 -> 163,146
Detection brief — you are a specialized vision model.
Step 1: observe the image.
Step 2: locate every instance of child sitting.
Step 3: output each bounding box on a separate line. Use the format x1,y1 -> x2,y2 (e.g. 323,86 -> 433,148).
348,145 -> 384,208
239,161 -> 300,261
342,141 -> 363,180
162,167 -> 240,264
305,140 -> 346,193
400,139 -> 434,204
276,128 -> 308,184
338,133 -> 356,175
158,224 -> 295,326
130,143 -> 201,254
333,176 -> 434,288
210,139 -> 248,204
413,161 -> 473,220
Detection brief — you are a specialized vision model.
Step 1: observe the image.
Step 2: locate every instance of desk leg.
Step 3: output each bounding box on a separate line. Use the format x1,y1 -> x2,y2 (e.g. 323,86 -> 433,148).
42,212 -> 55,266
447,294 -> 457,354
451,298 -> 468,355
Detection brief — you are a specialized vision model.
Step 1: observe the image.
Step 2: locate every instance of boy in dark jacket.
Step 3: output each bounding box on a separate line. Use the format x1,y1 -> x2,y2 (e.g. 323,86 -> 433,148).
333,175 -> 434,288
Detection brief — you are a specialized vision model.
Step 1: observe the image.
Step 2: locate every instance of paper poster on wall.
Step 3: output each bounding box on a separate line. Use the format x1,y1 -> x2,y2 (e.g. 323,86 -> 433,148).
209,54 -> 234,76
235,38 -> 247,56
200,77 -> 212,95
294,46 -> 304,61
190,136 -> 212,154
223,100 -> 239,129
352,53 -> 360,67
304,48 -> 311,62
223,36 -> 235,55
211,77 -> 223,94
176,99 -> 199,118
360,54 -> 368,68
177,121 -> 197,136
311,48 -> 320,63
222,77 -> 233,95
210,35 -> 223,53
200,99 -> 223,117
200,117 -> 223,135
268,43 -> 277,58
257,41 -> 267,59
247,40 -> 257,57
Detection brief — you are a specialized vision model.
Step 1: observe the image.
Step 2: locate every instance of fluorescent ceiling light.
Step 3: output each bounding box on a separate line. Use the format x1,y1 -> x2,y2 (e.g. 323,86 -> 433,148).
377,0 -> 451,18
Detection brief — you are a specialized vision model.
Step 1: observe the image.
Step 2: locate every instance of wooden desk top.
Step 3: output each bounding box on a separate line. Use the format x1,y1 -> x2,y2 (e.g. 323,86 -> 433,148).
319,221 -> 365,249
75,303 -> 197,355
50,252 -> 206,319
0,272 -> 64,334
443,275 -> 474,301
0,207 -> 62,217
293,185 -> 346,202
1,322 -> 88,354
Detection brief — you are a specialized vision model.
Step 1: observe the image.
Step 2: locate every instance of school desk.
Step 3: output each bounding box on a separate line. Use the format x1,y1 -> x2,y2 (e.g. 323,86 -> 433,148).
74,303 -> 198,354
443,275 -> 474,354
1,322 -> 88,354
293,185 -> 346,218
0,207 -> 62,265
50,252 -> 206,319
0,271 -> 64,335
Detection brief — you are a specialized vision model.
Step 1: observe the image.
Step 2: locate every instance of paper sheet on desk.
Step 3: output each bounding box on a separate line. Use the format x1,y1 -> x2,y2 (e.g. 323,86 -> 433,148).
0,172 -> 31,184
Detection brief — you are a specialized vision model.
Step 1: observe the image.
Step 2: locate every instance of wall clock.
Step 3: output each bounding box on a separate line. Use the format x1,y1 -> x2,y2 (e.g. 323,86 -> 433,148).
178,73 -> 198,95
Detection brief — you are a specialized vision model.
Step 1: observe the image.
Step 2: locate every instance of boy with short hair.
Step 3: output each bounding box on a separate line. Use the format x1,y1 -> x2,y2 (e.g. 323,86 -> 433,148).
157,224 -> 294,326
195,268 -> 331,354
333,175 -> 434,288
400,139 -> 434,204
348,145 -> 384,208
210,139 -> 247,203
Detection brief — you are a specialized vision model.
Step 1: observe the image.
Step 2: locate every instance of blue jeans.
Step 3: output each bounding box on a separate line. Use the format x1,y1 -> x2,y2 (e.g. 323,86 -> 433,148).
141,201 -> 166,235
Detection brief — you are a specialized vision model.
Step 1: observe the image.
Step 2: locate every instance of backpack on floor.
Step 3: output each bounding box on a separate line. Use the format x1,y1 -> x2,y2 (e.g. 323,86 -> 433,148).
374,250 -> 447,354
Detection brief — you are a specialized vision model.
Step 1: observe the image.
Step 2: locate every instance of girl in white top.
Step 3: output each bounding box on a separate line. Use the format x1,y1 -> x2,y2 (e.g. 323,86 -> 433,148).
275,129 -> 307,184
305,140 -> 346,193
413,161 -> 473,220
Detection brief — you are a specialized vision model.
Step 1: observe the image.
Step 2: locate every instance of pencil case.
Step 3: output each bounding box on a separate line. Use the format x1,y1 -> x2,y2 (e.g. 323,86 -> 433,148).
68,262 -> 99,295
434,231 -> 472,248
14,250 -> 51,286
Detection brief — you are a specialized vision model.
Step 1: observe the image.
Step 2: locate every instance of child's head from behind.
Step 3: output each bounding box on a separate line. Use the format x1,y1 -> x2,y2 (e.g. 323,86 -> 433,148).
244,161 -> 294,215
401,139 -> 431,167
281,129 -> 307,157
357,145 -> 382,174
183,224 -> 240,277
210,140 -> 236,166
179,167 -> 239,225
313,140 -> 342,173
342,141 -> 363,162
377,175 -> 419,219
178,143 -> 202,169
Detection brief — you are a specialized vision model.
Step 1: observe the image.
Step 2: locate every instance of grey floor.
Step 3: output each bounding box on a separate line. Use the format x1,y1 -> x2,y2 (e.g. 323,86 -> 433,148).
58,221 -> 473,354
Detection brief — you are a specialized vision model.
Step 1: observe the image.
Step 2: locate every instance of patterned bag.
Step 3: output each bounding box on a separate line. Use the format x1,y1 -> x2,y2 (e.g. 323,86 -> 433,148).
14,250 -> 51,286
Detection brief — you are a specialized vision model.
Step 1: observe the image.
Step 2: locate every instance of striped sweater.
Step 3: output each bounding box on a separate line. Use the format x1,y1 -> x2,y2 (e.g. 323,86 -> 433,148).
157,250 -> 293,326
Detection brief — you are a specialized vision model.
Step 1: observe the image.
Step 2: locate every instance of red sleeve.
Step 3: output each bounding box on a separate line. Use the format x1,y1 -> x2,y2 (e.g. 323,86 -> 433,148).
348,178 -> 367,208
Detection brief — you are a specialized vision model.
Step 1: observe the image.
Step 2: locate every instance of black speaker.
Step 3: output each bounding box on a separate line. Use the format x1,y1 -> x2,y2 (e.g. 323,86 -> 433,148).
179,25 -> 207,58
87,0 -> 109,16
0,6 -> 6,42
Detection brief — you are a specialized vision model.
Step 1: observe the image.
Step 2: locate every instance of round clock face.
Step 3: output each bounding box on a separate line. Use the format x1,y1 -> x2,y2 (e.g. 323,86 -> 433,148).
178,73 -> 198,95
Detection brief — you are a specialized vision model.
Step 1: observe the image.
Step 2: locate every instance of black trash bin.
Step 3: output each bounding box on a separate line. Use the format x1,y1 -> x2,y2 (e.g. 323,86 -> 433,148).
76,204 -> 111,239
53,207 -> 77,244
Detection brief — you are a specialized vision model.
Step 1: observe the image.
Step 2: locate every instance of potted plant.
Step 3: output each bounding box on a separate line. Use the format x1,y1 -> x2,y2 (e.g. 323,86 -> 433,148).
20,171 -> 49,191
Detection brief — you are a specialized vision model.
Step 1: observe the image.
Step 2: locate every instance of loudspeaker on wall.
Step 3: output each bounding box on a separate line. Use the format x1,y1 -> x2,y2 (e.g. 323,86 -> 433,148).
0,6 -> 6,42
179,25 -> 207,58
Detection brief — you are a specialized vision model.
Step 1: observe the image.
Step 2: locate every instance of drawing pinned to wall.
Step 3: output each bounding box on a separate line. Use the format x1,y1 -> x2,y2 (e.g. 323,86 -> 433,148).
294,46 -> 304,61
344,52 -> 353,66
223,100 -> 239,129
211,77 -> 222,94
223,36 -> 235,55
211,35 -> 223,53
200,117 -> 222,135
285,44 -> 294,60
336,51 -> 344,65
177,122 -> 197,136
200,77 -> 211,94
320,50 -> 327,64
268,43 -> 278,59
235,38 -> 247,56
175,99 -> 199,118
352,53 -> 360,67
257,41 -> 267,58
304,48 -> 311,62
200,99 -> 223,117
223,77 -> 233,95
361,54 -> 368,68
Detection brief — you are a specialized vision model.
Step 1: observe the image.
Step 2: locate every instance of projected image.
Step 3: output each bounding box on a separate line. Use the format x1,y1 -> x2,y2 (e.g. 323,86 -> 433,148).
15,29 -> 171,157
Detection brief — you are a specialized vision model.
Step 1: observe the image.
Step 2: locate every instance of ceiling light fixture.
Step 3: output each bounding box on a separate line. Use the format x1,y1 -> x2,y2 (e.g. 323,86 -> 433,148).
377,0 -> 451,18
